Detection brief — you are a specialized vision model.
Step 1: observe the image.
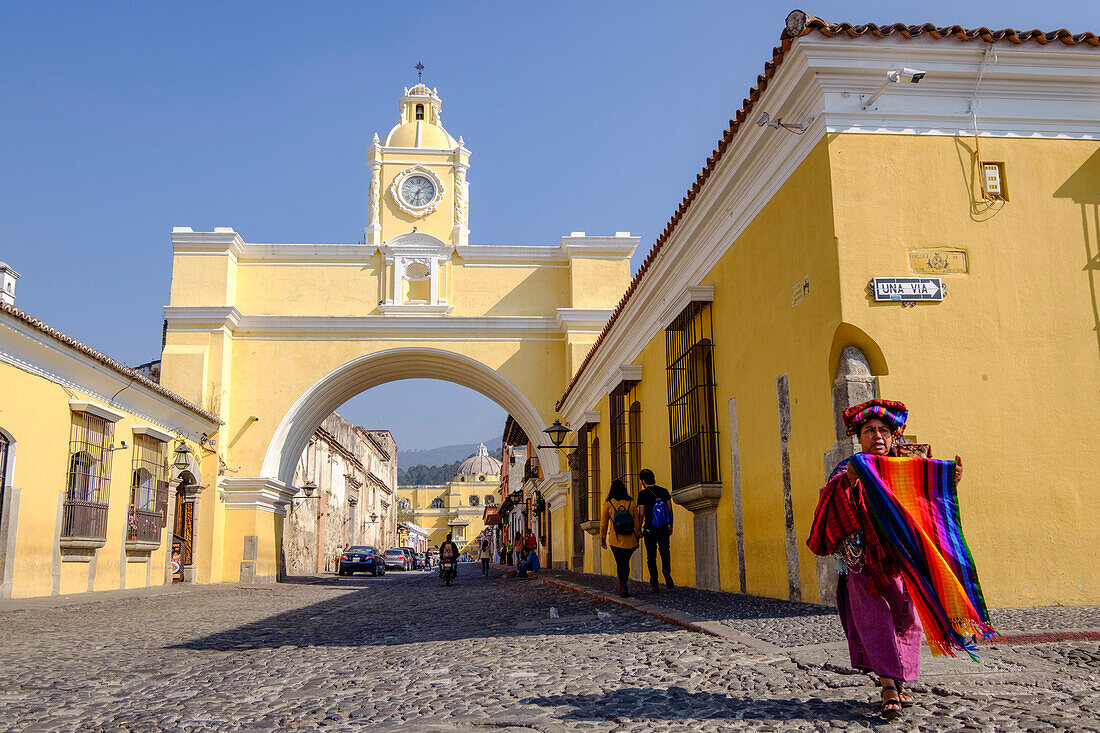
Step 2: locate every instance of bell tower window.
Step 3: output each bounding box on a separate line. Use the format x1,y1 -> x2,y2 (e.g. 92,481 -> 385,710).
415,104 -> 425,121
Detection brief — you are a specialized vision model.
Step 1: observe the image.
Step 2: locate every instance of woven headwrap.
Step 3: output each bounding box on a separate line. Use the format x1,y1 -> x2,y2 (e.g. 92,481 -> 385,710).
844,399 -> 908,437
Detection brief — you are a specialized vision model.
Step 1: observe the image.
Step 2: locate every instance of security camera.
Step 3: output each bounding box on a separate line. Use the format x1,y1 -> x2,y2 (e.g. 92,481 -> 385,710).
755,111 -> 772,127
897,68 -> 926,83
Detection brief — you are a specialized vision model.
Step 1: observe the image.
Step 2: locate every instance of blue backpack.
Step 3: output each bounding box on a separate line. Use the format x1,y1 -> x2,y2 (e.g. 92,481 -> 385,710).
650,496 -> 672,529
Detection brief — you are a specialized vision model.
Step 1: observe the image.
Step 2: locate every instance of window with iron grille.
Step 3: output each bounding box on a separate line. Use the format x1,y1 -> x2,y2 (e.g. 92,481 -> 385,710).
665,301 -> 720,491
128,434 -> 168,544
63,411 -> 113,540
609,383 -> 642,496
573,424 -> 588,521
587,435 -> 601,520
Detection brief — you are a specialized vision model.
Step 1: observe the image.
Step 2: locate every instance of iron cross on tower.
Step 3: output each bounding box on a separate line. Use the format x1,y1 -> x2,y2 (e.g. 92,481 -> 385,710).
415,62 -> 424,83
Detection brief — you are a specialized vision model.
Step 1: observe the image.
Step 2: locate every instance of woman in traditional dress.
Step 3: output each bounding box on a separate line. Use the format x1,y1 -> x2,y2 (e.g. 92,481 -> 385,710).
808,399 -> 962,720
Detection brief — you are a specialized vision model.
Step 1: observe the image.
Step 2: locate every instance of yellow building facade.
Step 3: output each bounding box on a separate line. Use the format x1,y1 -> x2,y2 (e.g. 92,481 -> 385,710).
159,83 -> 636,585
397,444 -> 501,553
0,301 -> 220,599
557,13 -> 1100,608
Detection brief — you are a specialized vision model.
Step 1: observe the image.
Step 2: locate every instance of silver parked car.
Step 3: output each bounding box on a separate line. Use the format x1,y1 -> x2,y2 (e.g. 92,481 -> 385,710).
384,548 -> 408,570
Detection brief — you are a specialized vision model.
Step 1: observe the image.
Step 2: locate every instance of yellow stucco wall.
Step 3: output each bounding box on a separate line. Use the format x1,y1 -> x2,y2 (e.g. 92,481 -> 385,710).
570,258 -> 634,309
827,134 -> 1100,607
578,139 -> 839,595
0,360 -> 214,599
236,261 -> 385,316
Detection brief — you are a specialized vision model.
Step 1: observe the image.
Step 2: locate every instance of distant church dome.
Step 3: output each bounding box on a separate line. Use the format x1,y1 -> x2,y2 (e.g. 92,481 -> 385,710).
454,443 -> 501,481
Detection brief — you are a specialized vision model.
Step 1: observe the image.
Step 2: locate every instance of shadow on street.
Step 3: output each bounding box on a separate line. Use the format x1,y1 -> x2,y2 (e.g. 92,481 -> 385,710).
523,686 -> 879,725
171,568 -> 639,651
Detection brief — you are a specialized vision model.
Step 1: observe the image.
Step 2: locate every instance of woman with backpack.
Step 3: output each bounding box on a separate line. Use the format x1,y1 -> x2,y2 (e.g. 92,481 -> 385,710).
599,479 -> 642,597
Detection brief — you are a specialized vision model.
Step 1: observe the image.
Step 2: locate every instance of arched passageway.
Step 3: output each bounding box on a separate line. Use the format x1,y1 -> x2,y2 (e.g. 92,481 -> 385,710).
263,347 -> 560,487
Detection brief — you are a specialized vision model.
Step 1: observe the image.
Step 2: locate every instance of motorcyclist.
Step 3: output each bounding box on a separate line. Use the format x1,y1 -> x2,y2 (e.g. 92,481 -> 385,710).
439,534 -> 459,580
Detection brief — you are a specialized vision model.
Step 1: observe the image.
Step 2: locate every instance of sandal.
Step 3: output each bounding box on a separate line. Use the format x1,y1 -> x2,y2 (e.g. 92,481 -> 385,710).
879,686 -> 903,720
896,685 -> 915,708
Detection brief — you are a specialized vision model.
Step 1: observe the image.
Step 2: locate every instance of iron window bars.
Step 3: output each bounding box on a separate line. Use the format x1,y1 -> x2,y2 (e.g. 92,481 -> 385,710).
574,424 -> 589,522
63,411 -> 113,540
666,301 -> 720,491
609,382 -> 642,496
128,433 -> 168,543
587,435 -> 601,521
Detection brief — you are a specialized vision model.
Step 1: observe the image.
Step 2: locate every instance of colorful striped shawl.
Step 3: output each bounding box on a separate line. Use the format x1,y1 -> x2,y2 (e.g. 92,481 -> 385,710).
851,454 -> 995,659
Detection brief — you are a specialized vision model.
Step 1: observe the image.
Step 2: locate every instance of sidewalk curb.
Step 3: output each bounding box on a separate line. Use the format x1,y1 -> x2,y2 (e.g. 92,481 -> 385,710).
509,567 -> 1100,653
980,630 -> 1100,645
533,575 -> 783,653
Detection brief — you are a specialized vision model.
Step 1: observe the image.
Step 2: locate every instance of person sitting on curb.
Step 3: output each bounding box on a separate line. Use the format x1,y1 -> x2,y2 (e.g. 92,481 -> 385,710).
517,548 -> 534,579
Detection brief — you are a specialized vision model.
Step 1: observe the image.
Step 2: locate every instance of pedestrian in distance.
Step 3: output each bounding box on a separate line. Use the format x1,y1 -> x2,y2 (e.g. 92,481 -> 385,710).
637,468 -> 675,593
480,538 -> 490,576
599,479 -> 642,598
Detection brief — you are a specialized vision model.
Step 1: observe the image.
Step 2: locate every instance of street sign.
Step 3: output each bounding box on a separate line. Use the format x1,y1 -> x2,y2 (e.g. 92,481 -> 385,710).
872,277 -> 944,302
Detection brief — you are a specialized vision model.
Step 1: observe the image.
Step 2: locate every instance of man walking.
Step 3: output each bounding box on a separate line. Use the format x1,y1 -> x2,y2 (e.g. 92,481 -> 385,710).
637,468 -> 674,592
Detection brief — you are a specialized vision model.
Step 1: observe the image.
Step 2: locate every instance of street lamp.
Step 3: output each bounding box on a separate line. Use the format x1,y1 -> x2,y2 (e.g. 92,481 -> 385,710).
173,441 -> 192,471
300,480 -> 318,499
539,419 -> 571,449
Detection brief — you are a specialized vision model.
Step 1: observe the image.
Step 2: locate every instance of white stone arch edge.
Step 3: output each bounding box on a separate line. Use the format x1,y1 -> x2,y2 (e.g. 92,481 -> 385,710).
260,347 -> 561,488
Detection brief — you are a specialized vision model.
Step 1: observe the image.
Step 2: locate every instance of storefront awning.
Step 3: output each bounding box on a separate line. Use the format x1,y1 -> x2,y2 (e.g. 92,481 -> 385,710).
482,506 -> 502,526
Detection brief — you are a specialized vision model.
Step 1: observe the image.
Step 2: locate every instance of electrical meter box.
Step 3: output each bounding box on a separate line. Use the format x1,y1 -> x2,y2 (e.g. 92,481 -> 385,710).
982,162 -> 1006,199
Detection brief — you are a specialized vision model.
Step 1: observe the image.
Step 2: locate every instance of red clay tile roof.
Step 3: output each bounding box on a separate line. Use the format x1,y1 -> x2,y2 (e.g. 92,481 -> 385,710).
1,302 -> 222,424
555,10 -> 1098,412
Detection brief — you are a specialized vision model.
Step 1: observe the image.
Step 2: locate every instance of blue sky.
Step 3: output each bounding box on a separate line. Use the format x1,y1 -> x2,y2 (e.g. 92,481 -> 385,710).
2,1 -> 1095,450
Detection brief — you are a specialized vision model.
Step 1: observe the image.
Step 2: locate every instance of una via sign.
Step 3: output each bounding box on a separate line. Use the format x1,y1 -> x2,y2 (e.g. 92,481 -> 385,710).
872,277 -> 944,302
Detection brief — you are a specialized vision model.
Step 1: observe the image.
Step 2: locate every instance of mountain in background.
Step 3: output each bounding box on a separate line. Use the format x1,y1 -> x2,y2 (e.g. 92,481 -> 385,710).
397,437 -> 503,472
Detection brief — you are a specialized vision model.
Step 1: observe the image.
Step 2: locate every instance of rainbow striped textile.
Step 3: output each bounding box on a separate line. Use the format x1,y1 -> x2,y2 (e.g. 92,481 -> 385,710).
851,454 -> 996,659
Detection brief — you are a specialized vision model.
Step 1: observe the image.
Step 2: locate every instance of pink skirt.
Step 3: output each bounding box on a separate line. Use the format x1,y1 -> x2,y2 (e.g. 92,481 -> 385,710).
836,568 -> 923,682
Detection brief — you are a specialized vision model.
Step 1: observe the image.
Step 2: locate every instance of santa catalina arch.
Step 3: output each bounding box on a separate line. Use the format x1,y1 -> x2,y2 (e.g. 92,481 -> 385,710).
159,83 -> 637,583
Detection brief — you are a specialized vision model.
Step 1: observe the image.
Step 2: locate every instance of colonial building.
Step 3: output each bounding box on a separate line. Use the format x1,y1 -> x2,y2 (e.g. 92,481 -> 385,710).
283,414 -> 397,575
555,12 -> 1100,608
0,290 -> 219,599
397,444 -> 501,553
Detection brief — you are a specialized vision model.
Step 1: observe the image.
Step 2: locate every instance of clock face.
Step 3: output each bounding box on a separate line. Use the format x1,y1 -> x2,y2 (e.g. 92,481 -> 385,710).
400,175 -> 437,207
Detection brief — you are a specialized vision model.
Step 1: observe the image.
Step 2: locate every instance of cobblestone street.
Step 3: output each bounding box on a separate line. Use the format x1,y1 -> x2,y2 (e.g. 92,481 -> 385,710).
1,567 -> 1098,732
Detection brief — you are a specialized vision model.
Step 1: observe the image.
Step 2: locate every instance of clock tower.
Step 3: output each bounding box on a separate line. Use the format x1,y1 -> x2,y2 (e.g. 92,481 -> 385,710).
365,83 -> 470,248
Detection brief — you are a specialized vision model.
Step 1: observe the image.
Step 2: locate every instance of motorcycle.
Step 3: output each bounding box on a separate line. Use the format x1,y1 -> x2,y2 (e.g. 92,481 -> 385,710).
439,559 -> 457,586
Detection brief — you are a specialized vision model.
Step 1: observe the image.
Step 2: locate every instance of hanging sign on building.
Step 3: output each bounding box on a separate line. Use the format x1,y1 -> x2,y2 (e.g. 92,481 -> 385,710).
871,277 -> 944,302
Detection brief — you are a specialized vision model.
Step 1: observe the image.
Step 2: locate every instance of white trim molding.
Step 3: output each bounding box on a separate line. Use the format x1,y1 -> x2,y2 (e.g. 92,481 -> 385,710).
539,471 -> 571,512
131,425 -> 175,443
660,286 -> 716,328
556,308 -> 613,332
218,477 -> 297,516
68,400 -> 126,423
165,308 -> 567,340
603,364 -> 643,397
